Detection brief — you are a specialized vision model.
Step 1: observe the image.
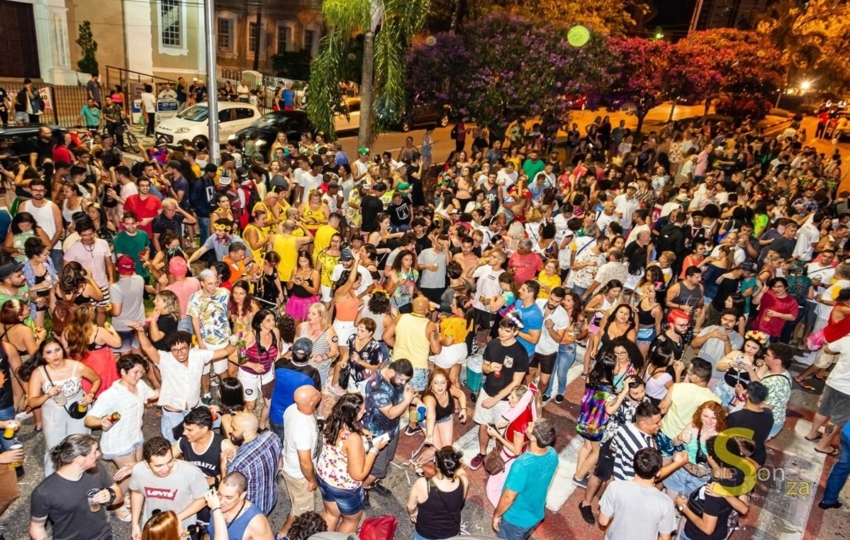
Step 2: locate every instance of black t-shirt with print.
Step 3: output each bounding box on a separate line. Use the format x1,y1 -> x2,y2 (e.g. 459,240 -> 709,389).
482,339 -> 529,399
388,198 -> 412,227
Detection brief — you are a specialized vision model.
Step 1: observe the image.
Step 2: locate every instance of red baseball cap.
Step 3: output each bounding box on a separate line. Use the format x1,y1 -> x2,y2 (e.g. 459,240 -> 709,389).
116,255 -> 135,275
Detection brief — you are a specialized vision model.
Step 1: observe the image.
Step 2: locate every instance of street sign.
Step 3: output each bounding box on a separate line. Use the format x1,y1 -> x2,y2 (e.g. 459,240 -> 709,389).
156,99 -> 180,123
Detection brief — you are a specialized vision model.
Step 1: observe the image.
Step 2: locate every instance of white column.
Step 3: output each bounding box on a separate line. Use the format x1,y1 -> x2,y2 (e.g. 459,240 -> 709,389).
32,0 -> 77,84
123,0 -> 154,75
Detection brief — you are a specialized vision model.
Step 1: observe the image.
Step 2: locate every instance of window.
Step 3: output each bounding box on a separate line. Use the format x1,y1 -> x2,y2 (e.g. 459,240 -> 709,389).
304,29 -> 316,56
277,25 -> 292,54
217,18 -> 233,53
218,109 -> 233,123
235,108 -> 254,120
160,0 -> 181,48
249,22 -> 261,54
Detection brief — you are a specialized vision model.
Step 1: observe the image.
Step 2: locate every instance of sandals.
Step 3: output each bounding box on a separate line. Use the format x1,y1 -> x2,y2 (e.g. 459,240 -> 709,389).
795,378 -> 816,391
815,447 -> 840,457
805,433 -> 822,442
815,372 -> 829,382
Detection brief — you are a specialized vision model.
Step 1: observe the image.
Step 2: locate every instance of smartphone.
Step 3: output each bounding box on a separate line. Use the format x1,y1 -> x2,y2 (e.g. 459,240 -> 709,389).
374,433 -> 390,446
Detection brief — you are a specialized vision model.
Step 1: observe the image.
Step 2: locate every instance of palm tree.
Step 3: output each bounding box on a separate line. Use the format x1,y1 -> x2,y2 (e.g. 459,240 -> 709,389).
307,0 -> 431,147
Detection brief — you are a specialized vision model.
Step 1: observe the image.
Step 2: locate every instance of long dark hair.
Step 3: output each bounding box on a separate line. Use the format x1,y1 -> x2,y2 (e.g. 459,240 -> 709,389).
324,393 -> 364,445
391,249 -> 417,273
18,338 -> 64,382
588,350 -> 616,387
219,377 -> 245,415
251,309 -> 277,360
600,336 -> 645,372
228,280 -> 254,318
565,290 -> 583,323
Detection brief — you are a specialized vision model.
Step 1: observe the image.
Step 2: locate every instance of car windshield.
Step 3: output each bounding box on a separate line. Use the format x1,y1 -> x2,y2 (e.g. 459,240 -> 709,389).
251,113 -> 285,128
176,104 -> 209,122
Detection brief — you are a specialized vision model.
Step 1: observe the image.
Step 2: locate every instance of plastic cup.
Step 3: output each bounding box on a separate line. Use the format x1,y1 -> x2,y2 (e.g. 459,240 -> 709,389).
87,488 -> 101,512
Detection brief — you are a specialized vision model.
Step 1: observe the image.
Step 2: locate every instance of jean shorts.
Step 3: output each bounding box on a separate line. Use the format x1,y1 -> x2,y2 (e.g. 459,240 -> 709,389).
637,326 -> 656,344
317,476 -> 364,516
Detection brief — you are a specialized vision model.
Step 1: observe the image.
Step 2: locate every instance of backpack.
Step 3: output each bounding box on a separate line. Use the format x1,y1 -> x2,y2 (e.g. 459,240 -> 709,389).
576,382 -> 614,442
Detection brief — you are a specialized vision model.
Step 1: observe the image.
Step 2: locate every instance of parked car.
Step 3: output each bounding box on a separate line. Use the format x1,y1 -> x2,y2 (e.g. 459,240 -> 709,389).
565,95 -> 587,110
0,124 -> 66,164
230,110 -> 314,152
374,96 -> 451,132
155,102 -> 261,147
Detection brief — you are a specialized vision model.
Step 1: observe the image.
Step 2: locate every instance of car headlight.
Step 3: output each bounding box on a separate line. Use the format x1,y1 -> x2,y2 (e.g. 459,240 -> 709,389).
227,134 -> 237,141
175,127 -> 190,134
256,139 -> 266,147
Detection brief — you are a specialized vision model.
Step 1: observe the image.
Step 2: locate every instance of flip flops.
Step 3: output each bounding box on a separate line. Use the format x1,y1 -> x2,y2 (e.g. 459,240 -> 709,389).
815,447 -> 839,457
795,378 -> 816,391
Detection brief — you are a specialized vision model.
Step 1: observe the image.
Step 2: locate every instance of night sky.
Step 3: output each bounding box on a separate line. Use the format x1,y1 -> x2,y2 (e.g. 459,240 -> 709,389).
650,0 -> 699,37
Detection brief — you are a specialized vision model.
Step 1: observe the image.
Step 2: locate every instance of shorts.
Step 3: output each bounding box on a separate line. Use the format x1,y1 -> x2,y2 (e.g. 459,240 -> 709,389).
207,340 -> 231,374
333,320 -> 356,346
114,329 -> 139,353
282,471 -> 317,516
663,465 -> 709,496
317,476 -> 364,516
818,385 -> 850,427
369,431 -> 399,480
103,439 -> 143,461
411,367 -> 429,392
321,285 -> 333,302
529,351 -> 557,375
814,351 -> 837,370
637,326 -> 656,344
237,367 -> 275,401
431,342 -> 468,370
474,308 -> 494,331
473,389 -> 511,426
95,285 -> 111,307
594,440 -> 615,481
14,111 -> 28,123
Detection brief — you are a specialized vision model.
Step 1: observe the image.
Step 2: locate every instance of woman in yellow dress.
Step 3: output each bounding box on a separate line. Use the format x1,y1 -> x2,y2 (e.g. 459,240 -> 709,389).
299,190 -> 330,236
536,259 -> 562,300
242,210 -> 270,263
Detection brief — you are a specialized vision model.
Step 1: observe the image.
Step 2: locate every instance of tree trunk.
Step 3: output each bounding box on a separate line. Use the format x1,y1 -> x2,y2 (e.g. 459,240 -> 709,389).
252,10 -> 262,72
668,99 -> 677,123
358,30 -> 375,148
636,110 -> 646,134
704,97 -> 711,117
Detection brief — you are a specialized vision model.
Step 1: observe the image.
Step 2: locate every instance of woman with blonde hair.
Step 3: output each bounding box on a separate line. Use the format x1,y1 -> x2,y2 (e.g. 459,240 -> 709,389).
295,302 -> 339,387
61,303 -> 122,397
299,190 -> 330,235
502,221 -> 526,256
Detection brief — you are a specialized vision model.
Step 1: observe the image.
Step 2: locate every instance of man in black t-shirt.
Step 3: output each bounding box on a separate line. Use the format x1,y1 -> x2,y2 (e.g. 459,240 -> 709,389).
30,434 -> 119,540
387,192 -> 412,232
360,183 -> 387,234
727,382 -> 773,466
469,316 -> 529,470
648,310 -> 688,361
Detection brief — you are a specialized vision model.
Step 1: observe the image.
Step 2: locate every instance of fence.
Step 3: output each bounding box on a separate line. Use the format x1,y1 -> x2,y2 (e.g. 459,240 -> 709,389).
1,82 -> 88,128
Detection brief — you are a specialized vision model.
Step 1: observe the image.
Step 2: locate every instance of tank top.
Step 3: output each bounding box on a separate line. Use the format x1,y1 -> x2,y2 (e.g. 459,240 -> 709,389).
21,201 -> 56,241
242,223 -> 267,262
671,282 -> 701,311
0,325 -> 28,356
41,362 -> 83,398
290,279 -> 313,298
179,432 -> 223,479
207,502 -> 262,540
271,235 -> 298,281
431,393 -> 453,422
334,294 -> 359,322
590,296 -> 615,328
317,430 -> 361,489
637,300 -> 657,326
300,325 -> 331,373
62,198 -> 82,225
302,206 -> 325,231
416,479 -> 464,539
0,344 -> 13,409
824,304 -> 850,343
242,332 -> 278,376
392,313 -> 431,369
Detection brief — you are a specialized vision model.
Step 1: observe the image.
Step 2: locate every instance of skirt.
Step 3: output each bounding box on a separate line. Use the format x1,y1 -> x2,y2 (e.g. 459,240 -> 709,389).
333,320 -> 356,346
431,342 -> 468,370
286,295 -> 318,320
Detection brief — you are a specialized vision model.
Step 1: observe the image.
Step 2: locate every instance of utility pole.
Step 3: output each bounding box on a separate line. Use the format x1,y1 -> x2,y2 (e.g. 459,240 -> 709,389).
689,0 -> 705,35
203,0 -> 220,164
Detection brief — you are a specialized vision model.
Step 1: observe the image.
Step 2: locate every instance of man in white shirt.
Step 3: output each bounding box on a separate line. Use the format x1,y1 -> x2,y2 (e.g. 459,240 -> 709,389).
297,156 -> 323,203
792,212 -> 824,262
709,232 -> 746,266
530,287 -> 569,400
496,161 -> 519,189
596,200 -> 619,237
613,183 -> 640,235
277,386 -> 321,538
472,253 -> 506,343
132,328 -> 236,442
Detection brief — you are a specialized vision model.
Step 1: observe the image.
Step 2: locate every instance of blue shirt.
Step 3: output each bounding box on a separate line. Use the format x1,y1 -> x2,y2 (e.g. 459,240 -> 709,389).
363,373 -> 404,437
228,431 -> 282,515
334,150 -> 350,167
513,300 -> 543,358
282,89 -> 295,107
269,360 -> 321,424
502,447 -> 559,528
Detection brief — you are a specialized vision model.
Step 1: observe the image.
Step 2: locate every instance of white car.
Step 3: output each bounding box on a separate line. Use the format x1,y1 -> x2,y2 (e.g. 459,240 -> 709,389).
155,102 -> 260,148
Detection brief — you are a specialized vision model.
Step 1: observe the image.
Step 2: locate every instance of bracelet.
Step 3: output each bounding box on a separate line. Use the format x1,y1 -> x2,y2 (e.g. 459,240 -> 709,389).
212,507 -> 222,512
368,447 -> 379,455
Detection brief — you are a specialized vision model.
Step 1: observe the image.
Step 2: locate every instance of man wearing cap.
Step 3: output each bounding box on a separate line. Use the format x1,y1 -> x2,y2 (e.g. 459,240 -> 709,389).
110,256 -> 146,354
0,260 -> 29,310
296,156 -> 324,204
123,177 -> 162,239
353,148 -> 371,181
331,247 -> 374,299
614,183 -> 640,237
268,338 -> 322,444
64,217 -> 114,324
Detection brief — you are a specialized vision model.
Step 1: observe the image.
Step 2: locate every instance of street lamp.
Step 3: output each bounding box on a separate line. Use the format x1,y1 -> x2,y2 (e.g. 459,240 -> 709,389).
801,81 -> 812,91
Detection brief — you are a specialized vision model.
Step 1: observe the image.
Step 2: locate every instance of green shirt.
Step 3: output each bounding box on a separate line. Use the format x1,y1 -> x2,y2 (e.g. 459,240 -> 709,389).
80,105 -> 101,127
113,230 -> 151,279
502,447 -> 559,528
522,158 -> 545,181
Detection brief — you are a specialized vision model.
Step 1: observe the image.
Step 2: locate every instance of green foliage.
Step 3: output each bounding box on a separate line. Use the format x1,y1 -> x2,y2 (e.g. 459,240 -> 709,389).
271,50 -> 313,81
76,21 -> 98,75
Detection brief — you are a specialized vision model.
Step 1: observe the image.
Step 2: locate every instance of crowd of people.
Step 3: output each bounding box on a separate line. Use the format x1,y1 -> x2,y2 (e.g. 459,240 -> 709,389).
0,106 -> 848,540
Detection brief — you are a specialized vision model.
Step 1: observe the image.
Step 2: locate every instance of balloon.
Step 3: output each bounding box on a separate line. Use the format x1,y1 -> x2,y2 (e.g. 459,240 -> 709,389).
568,25 -> 590,48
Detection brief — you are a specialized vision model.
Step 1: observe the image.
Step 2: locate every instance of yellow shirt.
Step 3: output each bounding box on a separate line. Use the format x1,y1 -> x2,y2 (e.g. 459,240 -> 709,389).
302,206 -> 326,231
537,271 -> 562,299
316,250 -> 340,287
269,233 -> 298,281
440,315 -> 470,346
392,313 -> 431,369
313,225 -> 338,263
252,202 -> 277,234
242,223 -> 267,263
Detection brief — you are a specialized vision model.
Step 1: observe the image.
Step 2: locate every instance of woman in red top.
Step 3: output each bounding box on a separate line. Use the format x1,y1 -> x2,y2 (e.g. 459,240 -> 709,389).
796,288 -> 850,389
751,278 -> 799,341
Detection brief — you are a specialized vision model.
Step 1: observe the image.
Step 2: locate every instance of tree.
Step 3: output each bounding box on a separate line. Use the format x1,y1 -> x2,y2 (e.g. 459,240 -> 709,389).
307,0 -> 431,146
76,21 -> 98,75
271,50 -> 313,81
598,37 -> 672,133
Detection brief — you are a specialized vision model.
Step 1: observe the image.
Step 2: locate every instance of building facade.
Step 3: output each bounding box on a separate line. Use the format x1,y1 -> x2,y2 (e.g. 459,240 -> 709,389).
0,0 -> 323,83
691,0 -> 770,31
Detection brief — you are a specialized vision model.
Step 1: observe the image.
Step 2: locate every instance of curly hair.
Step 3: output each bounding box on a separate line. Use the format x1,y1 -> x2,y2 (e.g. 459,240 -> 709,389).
277,314 -> 296,344
63,303 -> 97,360
288,511 -> 328,540
692,401 -> 728,434
367,290 -> 390,315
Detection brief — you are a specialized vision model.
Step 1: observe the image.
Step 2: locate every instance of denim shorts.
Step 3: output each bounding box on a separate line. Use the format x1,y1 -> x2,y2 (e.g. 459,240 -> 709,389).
103,439 -> 143,461
317,476 -> 364,516
637,326 -> 656,344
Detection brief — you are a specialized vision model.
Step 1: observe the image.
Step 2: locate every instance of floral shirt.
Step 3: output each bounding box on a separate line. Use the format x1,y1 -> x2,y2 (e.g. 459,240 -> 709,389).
762,371 -> 792,426
317,430 -> 361,490
346,334 -> 384,383
186,287 -> 230,345
390,269 -> 418,309
572,241 -> 604,289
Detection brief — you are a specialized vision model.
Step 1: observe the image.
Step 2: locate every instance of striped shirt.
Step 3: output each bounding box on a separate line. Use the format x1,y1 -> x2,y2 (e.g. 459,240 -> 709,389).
612,422 -> 656,481
228,431 -> 282,515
